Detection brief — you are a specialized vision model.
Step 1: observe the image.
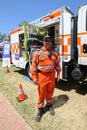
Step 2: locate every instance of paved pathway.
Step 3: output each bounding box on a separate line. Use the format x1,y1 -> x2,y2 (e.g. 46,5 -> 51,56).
0,92 -> 32,130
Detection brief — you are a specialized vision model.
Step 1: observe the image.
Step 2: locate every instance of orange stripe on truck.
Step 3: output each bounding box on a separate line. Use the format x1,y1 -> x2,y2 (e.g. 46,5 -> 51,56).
53,10 -> 61,18
68,38 -> 71,45
59,36 -> 71,45
62,45 -> 68,53
78,32 -> 87,35
77,37 -> 81,45
60,54 -> 71,56
10,27 -> 23,34
42,10 -> 61,22
59,38 -> 62,45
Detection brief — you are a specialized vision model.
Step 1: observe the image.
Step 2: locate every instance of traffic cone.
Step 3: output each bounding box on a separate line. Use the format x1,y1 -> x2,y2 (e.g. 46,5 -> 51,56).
6,65 -> 10,73
17,83 -> 28,102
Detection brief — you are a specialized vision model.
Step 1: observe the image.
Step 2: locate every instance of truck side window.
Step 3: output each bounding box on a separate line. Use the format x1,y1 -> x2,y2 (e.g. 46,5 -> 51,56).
83,44 -> 87,53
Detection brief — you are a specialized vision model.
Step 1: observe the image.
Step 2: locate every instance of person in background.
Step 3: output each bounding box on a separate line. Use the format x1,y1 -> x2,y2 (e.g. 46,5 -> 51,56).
31,35 -> 61,122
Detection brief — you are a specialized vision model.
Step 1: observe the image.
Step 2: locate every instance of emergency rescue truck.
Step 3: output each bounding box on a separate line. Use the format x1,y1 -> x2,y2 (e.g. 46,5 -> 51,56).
10,4 -> 87,82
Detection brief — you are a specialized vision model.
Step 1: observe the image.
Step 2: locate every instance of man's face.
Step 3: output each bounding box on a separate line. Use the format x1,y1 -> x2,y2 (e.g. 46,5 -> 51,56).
43,38 -> 52,50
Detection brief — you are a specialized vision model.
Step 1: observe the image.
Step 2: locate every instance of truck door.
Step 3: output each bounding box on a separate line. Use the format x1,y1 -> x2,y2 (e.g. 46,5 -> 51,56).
78,5 -> 87,65
47,23 -> 60,52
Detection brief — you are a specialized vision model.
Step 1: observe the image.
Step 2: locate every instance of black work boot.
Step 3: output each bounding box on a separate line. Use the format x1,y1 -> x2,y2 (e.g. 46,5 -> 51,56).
36,108 -> 43,122
48,105 -> 55,116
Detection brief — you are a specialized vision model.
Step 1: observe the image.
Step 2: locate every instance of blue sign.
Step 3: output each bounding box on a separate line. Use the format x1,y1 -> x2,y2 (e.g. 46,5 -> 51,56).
2,41 -> 11,67
3,41 -> 10,58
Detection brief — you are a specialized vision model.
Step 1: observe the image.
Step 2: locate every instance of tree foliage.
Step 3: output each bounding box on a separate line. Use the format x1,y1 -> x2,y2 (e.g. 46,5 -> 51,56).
18,21 -> 29,27
0,32 -> 7,42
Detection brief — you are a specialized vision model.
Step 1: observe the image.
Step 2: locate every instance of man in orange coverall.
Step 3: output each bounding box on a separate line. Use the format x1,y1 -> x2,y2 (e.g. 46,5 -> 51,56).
31,35 -> 61,122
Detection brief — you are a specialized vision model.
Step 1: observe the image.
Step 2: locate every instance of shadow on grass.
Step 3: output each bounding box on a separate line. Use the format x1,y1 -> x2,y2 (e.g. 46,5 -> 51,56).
43,94 -> 69,115
75,82 -> 87,95
53,94 -> 69,109
14,69 -> 26,76
56,80 -> 87,95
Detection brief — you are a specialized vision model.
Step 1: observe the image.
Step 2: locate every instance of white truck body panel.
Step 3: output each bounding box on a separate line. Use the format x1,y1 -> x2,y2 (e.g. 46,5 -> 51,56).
10,27 -> 27,68
78,5 -> 87,65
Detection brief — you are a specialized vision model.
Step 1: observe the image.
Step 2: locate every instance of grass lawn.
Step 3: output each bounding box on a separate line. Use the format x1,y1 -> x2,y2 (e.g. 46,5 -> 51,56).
0,58 -> 65,130
1,58 -> 87,130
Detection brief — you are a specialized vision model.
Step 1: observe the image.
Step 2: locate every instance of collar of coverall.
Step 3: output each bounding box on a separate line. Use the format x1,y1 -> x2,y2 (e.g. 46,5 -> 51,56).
42,46 -> 52,51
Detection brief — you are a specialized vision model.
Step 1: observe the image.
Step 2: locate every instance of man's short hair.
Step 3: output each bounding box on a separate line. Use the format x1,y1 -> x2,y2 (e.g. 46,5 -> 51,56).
43,35 -> 53,42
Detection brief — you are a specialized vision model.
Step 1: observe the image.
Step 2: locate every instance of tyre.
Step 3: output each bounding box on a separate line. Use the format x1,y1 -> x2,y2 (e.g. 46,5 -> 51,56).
71,68 -> 82,81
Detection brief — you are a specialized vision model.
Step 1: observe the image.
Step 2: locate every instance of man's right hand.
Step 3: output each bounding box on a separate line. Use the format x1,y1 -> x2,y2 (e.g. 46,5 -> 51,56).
33,79 -> 38,85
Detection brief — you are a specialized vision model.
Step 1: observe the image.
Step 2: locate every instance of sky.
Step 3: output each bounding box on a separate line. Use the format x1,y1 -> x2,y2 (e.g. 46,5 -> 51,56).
0,0 -> 87,35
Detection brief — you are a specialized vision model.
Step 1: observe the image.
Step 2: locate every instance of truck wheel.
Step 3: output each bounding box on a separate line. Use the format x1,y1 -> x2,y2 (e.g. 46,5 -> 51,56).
26,64 -> 32,80
71,68 -> 82,81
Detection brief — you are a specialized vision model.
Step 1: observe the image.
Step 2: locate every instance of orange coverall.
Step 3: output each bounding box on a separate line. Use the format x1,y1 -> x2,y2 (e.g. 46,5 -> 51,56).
31,46 -> 61,108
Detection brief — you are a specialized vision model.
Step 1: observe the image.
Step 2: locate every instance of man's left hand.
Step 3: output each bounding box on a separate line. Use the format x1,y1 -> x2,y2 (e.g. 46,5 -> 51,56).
57,77 -> 60,82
